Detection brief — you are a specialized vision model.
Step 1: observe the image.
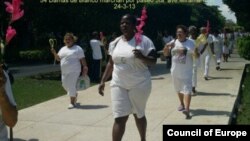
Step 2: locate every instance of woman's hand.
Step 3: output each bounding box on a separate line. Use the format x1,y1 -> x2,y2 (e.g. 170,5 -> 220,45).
169,42 -> 175,49
98,83 -> 105,96
133,49 -> 144,59
51,48 -> 57,55
82,66 -> 88,76
51,48 -> 61,61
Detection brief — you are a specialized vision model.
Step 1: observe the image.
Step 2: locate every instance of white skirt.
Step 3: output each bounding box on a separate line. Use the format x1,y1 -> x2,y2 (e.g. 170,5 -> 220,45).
172,75 -> 192,95
61,72 -> 80,97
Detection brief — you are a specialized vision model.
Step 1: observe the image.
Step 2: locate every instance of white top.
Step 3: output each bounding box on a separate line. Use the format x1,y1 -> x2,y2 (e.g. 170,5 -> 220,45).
170,39 -> 195,79
199,34 -> 213,54
90,39 -> 103,60
212,35 -> 223,53
109,35 -> 155,89
0,71 -> 16,141
162,35 -> 173,45
58,45 -> 85,74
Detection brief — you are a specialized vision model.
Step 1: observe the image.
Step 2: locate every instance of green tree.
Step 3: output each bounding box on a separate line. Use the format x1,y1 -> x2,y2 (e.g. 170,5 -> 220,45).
223,0 -> 250,30
0,1 -> 226,63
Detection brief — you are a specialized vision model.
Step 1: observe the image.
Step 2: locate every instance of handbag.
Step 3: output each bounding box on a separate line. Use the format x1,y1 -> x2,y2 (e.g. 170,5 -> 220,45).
76,75 -> 90,91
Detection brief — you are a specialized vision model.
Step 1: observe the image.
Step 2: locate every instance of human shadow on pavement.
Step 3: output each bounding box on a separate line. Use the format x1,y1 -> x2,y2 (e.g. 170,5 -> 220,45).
207,76 -> 233,80
151,77 -> 165,80
14,138 -> 39,141
196,92 -> 235,97
190,109 -> 230,117
75,104 -> 108,110
220,68 -> 243,71
149,63 -> 170,77
226,60 -> 245,63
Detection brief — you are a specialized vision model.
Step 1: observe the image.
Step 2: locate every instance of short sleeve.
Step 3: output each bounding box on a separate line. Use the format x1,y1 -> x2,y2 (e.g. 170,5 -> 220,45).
140,35 -> 156,56
108,37 -> 121,56
57,46 -> 64,58
77,46 -> 85,59
189,40 -> 195,51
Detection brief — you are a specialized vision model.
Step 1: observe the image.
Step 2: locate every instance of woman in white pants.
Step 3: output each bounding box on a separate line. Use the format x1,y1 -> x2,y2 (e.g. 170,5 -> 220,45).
51,33 -> 88,109
199,27 -> 214,80
212,30 -> 223,70
98,14 -> 157,141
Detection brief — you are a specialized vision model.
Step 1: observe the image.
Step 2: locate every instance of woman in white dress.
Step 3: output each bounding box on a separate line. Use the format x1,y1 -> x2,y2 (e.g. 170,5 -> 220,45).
51,33 -> 88,109
165,25 -> 195,119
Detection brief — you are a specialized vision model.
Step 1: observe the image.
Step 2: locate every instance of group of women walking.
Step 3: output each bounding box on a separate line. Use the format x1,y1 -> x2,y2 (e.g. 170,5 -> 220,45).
51,12 -> 234,141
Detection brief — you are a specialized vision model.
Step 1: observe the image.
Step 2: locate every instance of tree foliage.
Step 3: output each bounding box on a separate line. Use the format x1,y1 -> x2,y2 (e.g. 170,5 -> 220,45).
223,0 -> 250,30
0,1 -> 226,63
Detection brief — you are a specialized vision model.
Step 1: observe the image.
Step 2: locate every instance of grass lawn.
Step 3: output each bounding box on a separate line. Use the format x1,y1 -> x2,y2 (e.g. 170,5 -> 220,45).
12,71 -> 98,110
236,65 -> 250,124
12,72 -> 66,110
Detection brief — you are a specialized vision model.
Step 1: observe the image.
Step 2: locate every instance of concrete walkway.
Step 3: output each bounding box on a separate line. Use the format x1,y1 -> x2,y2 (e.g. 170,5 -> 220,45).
12,52 -> 249,141
10,64 -> 60,78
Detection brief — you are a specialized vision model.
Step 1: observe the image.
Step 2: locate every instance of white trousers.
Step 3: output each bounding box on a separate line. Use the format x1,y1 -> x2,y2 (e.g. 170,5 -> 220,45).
111,80 -> 151,119
201,51 -> 211,77
215,51 -> 222,64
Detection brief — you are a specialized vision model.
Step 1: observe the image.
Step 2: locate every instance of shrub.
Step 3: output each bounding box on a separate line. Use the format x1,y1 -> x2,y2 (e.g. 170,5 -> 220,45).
237,36 -> 250,60
19,50 -> 53,63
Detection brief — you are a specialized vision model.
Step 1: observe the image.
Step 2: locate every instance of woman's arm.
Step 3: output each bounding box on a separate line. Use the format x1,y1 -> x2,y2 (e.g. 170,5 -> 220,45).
51,48 -> 60,61
98,57 -> 114,96
80,58 -> 88,76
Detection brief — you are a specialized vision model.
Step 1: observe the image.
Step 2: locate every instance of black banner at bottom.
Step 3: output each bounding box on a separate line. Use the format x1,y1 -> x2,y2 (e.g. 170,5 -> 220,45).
163,125 -> 250,140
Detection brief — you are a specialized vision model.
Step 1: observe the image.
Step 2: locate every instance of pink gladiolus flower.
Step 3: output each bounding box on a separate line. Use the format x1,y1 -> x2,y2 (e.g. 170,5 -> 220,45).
4,2 -> 13,13
5,26 -> 17,44
135,6 -> 147,46
206,20 -> 210,33
135,33 -> 142,46
4,0 -> 24,22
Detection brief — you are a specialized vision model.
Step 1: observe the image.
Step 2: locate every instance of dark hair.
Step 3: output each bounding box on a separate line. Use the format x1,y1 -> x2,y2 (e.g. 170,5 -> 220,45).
214,29 -> 220,34
92,31 -> 99,37
176,25 -> 188,34
188,25 -> 197,32
122,14 -> 137,26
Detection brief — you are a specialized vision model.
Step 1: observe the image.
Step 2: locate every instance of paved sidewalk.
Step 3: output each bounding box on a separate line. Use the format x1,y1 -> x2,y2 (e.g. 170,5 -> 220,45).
12,53 -> 249,141
10,64 -> 60,78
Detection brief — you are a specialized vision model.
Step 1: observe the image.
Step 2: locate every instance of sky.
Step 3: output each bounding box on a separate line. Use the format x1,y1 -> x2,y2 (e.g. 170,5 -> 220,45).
205,0 -> 237,23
